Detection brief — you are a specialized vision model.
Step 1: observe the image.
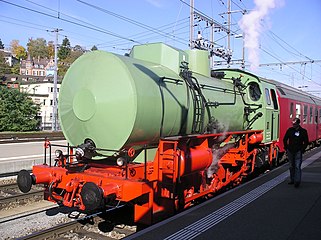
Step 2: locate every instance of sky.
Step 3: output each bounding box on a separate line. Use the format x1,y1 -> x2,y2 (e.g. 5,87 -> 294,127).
1,0 -> 321,95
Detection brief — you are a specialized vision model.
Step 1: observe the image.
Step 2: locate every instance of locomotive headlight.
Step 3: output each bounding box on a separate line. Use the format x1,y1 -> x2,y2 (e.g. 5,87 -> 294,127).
55,150 -> 63,158
116,157 -> 126,166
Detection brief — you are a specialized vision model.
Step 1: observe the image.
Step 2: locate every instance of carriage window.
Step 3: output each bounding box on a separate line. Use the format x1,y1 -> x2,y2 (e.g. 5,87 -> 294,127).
290,103 -> 294,119
310,107 -> 313,124
270,89 -> 278,110
303,105 -> 308,123
319,109 -> 321,123
315,108 -> 318,123
265,88 -> 271,105
296,104 -> 301,118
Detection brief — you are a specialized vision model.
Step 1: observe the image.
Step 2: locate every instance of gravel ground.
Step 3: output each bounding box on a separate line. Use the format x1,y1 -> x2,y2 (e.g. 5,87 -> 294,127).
1,207 -> 72,239
61,224 -> 137,240
0,176 -> 17,186
1,210 -> 137,240
0,177 -> 137,239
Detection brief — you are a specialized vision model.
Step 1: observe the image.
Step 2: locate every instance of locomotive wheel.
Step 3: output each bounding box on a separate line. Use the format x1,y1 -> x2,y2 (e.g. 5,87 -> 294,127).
80,182 -> 103,211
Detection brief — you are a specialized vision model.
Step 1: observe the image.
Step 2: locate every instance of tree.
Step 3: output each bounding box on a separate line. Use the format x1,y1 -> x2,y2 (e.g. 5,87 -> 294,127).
48,41 -> 55,58
0,86 -> 40,131
73,45 -> 85,53
58,37 -> 71,60
0,51 -> 11,79
27,38 -> 49,58
14,45 -> 27,60
11,63 -> 20,74
0,39 -> 4,49
10,40 -> 27,60
91,45 -> 98,51
58,43 -> 84,77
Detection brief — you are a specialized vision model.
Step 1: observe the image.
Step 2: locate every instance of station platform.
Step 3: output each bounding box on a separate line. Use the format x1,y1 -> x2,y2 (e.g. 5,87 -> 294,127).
126,150 -> 321,240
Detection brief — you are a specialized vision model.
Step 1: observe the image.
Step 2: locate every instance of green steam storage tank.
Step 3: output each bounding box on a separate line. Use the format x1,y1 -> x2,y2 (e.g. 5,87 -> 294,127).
58,43 -> 255,154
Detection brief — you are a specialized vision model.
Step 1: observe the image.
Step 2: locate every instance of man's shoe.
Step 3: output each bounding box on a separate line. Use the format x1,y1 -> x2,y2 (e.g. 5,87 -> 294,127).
288,181 -> 294,185
294,182 -> 300,188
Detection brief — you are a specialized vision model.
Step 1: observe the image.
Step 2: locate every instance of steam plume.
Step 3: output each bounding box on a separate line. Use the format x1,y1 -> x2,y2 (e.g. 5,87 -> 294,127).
238,0 -> 281,70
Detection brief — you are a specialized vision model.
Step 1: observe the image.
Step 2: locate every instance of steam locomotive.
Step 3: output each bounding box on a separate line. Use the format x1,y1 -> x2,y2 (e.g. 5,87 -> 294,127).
17,43 -> 321,225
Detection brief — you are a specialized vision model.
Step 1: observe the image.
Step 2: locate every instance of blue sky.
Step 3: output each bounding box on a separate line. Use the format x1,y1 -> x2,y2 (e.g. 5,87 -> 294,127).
1,0 -> 321,94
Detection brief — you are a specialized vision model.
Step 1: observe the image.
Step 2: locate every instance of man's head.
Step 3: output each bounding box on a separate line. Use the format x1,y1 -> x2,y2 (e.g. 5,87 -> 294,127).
292,118 -> 300,129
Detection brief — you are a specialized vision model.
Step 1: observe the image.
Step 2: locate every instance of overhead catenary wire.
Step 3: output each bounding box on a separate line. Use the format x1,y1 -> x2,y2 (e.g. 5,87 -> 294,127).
74,0 -> 189,46
260,47 -> 321,88
0,0 -> 140,44
21,0 -> 191,50
0,15 -> 108,50
0,19 -> 48,33
96,18 -> 190,49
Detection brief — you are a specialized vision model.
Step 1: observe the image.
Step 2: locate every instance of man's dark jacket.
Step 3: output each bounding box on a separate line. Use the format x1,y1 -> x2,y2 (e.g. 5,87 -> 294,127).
283,126 -> 309,153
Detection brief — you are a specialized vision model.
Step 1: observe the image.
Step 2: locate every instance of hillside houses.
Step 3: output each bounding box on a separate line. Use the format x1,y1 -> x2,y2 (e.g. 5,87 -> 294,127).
20,55 -> 55,79
1,51 -> 61,130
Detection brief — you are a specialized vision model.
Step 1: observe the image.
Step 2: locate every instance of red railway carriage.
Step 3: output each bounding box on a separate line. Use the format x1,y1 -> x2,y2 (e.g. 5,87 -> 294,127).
274,82 -> 321,152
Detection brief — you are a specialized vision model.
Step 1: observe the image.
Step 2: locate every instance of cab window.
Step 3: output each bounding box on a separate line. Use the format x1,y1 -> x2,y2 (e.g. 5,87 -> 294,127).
265,88 -> 271,105
248,82 -> 261,101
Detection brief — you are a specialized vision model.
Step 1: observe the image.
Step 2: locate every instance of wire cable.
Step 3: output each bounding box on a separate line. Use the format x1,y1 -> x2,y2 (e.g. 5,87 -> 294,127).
75,0 -> 188,46
0,0 -> 140,44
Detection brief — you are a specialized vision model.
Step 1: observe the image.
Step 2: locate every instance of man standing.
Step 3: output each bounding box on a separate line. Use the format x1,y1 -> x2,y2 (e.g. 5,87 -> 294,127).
283,118 -> 309,188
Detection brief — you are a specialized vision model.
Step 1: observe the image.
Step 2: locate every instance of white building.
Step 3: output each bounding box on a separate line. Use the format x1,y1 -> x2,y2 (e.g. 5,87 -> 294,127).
20,82 -> 61,130
0,49 -> 19,66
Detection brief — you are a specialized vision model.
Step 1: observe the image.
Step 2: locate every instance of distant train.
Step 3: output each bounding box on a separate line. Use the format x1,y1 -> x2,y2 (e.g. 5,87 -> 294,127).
17,43 -> 321,225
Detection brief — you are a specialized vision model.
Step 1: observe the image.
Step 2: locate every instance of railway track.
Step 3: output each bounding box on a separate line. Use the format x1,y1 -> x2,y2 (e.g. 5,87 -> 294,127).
19,217 -> 137,239
1,204 -> 137,239
0,180 -> 137,239
0,182 -> 44,210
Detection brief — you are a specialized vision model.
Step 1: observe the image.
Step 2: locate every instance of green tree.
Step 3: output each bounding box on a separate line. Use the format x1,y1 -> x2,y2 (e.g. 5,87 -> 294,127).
11,63 -> 20,74
91,45 -> 98,51
0,39 -> 4,49
0,86 -> 40,131
0,51 -> 11,79
48,41 -> 55,58
58,44 -> 84,77
27,38 -> 49,58
58,37 -> 71,60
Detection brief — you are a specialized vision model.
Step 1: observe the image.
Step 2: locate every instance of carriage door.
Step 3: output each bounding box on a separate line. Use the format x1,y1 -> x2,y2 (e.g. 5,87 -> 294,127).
270,89 -> 279,140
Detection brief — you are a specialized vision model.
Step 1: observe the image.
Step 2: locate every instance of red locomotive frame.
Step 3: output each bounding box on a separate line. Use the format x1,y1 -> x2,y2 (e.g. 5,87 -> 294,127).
19,130 -> 277,225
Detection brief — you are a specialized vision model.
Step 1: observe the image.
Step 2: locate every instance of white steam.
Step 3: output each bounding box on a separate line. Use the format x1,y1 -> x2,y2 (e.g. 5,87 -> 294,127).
238,0 -> 281,70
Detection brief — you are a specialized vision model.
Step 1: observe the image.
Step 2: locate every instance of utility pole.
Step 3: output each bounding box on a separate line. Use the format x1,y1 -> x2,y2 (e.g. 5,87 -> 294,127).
189,0 -> 235,67
51,28 -> 62,131
190,0 -> 194,49
227,0 -> 231,54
